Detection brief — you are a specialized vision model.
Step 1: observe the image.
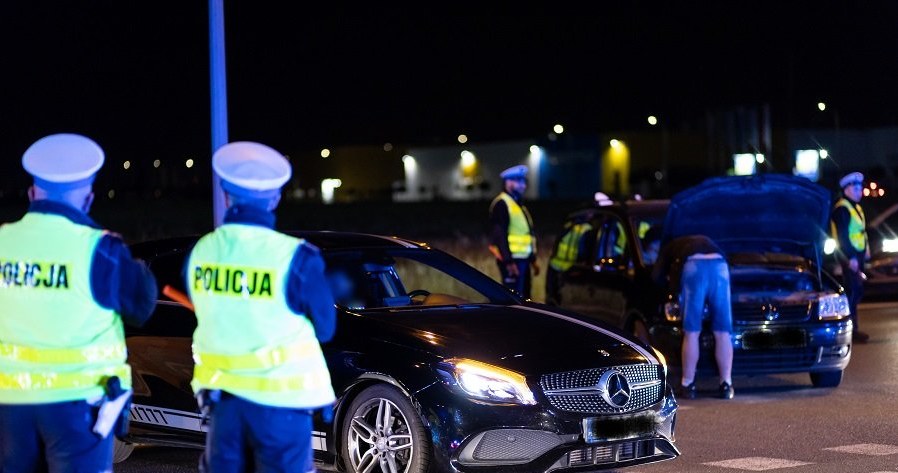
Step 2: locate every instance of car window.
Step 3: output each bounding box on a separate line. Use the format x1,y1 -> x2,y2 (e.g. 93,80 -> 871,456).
594,215 -> 628,264
630,215 -> 665,265
148,250 -> 189,293
325,249 -> 516,310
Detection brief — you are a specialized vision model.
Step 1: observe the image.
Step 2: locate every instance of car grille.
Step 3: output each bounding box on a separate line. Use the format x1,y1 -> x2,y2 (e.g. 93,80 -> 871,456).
698,347 -> 819,373
733,302 -> 810,323
540,364 -> 664,414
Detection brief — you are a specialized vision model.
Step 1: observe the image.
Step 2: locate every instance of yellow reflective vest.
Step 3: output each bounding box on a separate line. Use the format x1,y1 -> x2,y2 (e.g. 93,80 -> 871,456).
0,213 -> 130,404
830,198 -> 867,253
490,193 -> 535,259
188,224 -> 335,409
549,222 -> 594,271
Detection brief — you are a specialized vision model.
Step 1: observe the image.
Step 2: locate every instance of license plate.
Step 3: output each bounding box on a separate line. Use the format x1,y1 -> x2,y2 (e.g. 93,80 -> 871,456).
582,413 -> 658,444
741,328 -> 806,350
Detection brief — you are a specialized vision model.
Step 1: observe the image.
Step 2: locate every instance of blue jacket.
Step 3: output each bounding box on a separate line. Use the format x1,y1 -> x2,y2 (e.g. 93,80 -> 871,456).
27,200 -> 158,327
184,204 -> 336,343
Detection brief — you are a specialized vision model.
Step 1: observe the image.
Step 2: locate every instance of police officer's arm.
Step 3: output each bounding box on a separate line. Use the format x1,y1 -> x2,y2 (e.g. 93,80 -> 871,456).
832,207 -> 859,261
91,235 -> 159,327
489,199 -> 514,262
286,243 -> 337,343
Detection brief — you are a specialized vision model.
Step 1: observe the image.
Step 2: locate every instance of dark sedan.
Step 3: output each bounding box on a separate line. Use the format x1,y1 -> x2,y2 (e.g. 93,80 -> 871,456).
118,232 -> 678,472
553,175 -> 853,388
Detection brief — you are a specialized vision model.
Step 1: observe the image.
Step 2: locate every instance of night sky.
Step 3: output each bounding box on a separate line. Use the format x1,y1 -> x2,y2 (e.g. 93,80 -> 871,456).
2,3 -> 897,172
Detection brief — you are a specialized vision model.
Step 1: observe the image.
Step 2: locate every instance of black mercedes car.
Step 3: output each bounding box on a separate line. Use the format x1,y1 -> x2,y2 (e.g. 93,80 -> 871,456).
118,232 -> 678,472
553,174 -> 852,388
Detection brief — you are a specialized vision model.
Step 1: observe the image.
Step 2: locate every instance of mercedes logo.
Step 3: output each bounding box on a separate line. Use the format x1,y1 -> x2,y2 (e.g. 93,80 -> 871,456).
599,369 -> 632,408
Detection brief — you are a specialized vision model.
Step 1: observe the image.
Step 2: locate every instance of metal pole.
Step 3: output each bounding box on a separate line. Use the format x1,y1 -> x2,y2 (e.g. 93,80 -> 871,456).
209,0 -> 228,227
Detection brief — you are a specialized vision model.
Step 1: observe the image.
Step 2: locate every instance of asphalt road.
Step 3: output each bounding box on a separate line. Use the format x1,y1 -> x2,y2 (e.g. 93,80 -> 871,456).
118,302 -> 898,473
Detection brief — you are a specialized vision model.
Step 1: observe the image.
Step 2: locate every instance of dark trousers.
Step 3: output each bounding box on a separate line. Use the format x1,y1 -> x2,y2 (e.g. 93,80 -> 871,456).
497,259 -> 531,299
0,401 -> 113,473
200,393 -> 314,473
840,261 -> 865,333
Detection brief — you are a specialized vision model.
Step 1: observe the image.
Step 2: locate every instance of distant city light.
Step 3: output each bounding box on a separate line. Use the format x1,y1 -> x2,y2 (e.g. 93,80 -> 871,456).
107,189 -> 115,199
123,161 -> 131,170
185,159 -> 194,169
153,159 -> 161,168
457,134 -> 468,144
321,178 -> 343,205
819,149 -> 829,159
553,124 -> 564,134
817,102 -> 827,111
320,148 -> 330,158
870,182 -> 877,190
654,171 -> 663,181
879,188 -> 885,197
610,139 -> 622,149
794,150 -> 820,181
733,153 -> 756,176
529,145 -> 540,154
647,115 -> 658,126
460,150 -> 476,168
863,188 -> 870,197
383,143 -> 393,152
755,154 -> 765,164
402,155 -> 416,166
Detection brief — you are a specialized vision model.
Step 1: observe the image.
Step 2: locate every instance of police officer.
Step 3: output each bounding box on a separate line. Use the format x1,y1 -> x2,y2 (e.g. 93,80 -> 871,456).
489,165 -> 539,299
546,218 -> 593,305
831,171 -> 870,343
187,142 -> 336,473
0,134 -> 158,471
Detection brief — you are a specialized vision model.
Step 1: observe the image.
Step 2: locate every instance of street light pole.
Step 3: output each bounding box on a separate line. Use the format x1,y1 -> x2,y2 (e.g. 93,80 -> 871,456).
209,0 -> 228,227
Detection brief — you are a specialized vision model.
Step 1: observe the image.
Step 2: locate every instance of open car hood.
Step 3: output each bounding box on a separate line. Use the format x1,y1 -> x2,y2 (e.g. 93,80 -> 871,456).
663,174 -> 831,257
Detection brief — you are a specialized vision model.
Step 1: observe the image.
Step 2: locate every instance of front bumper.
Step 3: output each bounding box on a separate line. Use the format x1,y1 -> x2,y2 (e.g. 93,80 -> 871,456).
652,318 -> 853,375
414,382 -> 679,473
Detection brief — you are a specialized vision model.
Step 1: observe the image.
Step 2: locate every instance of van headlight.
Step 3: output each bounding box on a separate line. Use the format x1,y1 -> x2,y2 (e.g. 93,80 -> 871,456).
443,358 -> 536,405
823,238 -> 837,255
663,301 -> 682,322
818,294 -> 850,319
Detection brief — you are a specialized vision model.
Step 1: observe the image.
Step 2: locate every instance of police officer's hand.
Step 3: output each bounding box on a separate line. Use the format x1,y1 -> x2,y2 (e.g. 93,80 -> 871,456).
849,257 -> 859,273
532,260 -> 541,276
506,262 -> 520,277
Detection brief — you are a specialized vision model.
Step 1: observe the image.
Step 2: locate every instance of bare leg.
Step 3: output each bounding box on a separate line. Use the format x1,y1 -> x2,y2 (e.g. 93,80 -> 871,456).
713,331 -> 733,385
681,331 -> 700,386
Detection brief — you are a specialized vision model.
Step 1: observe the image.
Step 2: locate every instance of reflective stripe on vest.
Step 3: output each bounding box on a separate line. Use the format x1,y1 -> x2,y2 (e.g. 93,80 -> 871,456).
0,212 -> 129,404
549,222 -> 593,271
0,365 -> 130,391
188,224 -> 335,409
830,198 -> 867,252
491,193 -> 534,259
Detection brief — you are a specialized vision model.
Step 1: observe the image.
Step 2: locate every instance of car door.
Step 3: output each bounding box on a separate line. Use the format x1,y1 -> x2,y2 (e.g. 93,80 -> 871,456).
561,212 -> 632,327
126,249 -> 205,433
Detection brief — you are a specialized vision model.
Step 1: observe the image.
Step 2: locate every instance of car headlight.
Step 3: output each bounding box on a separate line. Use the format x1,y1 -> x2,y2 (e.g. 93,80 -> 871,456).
883,238 -> 898,253
818,294 -> 850,319
663,301 -> 682,322
443,358 -> 536,405
823,238 -> 837,255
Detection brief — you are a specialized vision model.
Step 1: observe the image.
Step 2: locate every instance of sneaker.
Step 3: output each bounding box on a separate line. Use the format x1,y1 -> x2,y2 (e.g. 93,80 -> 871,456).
853,331 -> 870,344
718,382 -> 734,399
679,382 -> 697,400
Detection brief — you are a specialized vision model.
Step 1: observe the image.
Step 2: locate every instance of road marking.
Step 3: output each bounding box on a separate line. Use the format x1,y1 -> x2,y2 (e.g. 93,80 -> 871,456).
703,457 -> 812,471
823,443 -> 898,456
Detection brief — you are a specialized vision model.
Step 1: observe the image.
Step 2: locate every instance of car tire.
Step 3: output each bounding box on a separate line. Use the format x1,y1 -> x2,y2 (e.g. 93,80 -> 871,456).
112,437 -> 135,463
342,384 -> 431,473
810,370 -> 843,388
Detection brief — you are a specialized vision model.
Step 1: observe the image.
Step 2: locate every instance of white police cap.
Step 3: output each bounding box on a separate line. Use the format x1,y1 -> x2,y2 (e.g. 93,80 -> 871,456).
213,142 -> 292,199
22,134 -> 104,192
500,164 -> 528,180
839,172 -> 864,189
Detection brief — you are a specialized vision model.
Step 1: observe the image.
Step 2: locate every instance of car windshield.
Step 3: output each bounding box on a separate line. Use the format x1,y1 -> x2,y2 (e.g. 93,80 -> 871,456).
323,248 -> 520,310
629,210 -> 666,265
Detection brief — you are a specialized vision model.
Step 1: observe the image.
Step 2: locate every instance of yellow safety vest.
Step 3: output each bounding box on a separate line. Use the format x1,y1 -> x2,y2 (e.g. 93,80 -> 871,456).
188,224 -> 335,409
490,193 -> 535,259
549,222 -> 593,271
830,198 -> 867,252
0,212 -> 130,404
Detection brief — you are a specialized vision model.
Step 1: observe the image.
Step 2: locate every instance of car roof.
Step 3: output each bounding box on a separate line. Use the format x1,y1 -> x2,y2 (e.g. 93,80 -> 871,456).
565,199 -> 670,221
129,231 -> 427,260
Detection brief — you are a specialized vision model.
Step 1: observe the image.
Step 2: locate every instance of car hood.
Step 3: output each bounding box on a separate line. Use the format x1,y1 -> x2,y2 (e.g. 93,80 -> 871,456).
664,174 -> 831,256
351,304 -> 660,376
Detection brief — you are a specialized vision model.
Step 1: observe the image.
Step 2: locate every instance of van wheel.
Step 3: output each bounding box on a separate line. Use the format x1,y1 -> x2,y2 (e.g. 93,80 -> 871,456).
112,438 -> 135,463
810,370 -> 843,388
